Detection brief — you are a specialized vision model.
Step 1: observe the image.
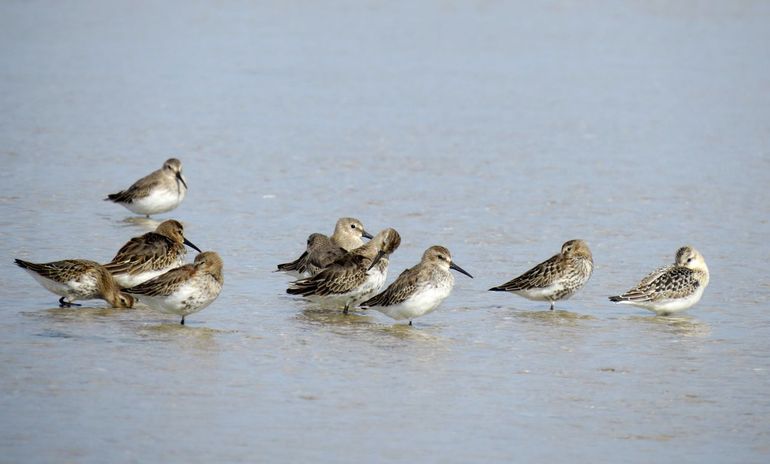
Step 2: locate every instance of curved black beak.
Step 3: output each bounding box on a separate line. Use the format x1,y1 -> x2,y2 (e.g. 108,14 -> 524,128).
450,261 -> 473,278
367,250 -> 386,271
183,237 -> 202,253
362,230 -> 374,240
176,171 -> 188,189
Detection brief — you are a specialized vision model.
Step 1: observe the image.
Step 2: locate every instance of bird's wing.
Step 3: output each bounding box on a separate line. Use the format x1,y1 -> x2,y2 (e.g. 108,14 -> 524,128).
614,267 -> 699,302
106,169 -> 163,203
15,259 -> 95,282
491,254 -> 562,291
305,242 -> 347,273
361,265 -> 420,307
287,254 -> 368,296
104,233 -> 175,275
276,251 -> 308,273
123,264 -> 195,297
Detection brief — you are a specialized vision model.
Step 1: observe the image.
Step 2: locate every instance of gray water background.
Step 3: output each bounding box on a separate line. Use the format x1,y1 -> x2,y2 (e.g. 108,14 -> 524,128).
1,1 -> 769,462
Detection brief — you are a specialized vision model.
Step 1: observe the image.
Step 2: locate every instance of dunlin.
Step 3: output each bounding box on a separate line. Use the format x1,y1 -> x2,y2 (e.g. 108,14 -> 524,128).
609,246 -> 709,315
489,239 -> 593,310
104,219 -> 201,288
277,217 -> 373,277
124,251 -> 224,325
15,258 -> 135,308
361,246 -> 472,325
105,158 -> 187,217
286,228 -> 401,313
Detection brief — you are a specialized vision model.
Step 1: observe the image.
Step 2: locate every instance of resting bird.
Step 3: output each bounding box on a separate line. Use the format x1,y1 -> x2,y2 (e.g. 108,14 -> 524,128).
609,246 -> 709,315
124,251 -> 224,325
104,219 -> 201,288
286,228 -> 401,313
489,240 -> 593,310
277,217 -> 372,277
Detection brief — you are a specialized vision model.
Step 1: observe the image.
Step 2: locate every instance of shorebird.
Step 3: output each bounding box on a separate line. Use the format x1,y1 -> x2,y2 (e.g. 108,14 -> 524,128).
361,245 -> 473,325
15,258 -> 135,308
104,219 -> 201,288
286,228 -> 401,313
124,251 -> 224,325
105,158 -> 187,217
277,217 -> 373,277
609,246 -> 709,315
489,239 -> 593,310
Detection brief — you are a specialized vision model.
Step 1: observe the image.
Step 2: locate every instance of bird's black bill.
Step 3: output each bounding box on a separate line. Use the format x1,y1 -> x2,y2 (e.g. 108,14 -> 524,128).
176,172 -> 188,189
184,238 -> 202,252
362,230 -> 374,240
368,250 -> 385,271
450,261 -> 473,278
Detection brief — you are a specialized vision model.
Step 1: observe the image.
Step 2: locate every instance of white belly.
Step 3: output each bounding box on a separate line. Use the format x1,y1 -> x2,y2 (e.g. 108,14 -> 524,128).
375,284 -> 452,321
113,258 -> 186,288
307,265 -> 388,310
138,280 -> 220,317
354,266 -> 388,305
515,282 -> 567,301
26,270 -> 99,301
616,286 -> 705,315
114,268 -> 171,289
124,187 -> 185,215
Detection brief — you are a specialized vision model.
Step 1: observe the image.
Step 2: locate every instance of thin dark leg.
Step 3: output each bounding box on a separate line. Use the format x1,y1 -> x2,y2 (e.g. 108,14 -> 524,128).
409,321 -> 413,326
180,316 -> 185,325
146,214 -> 150,219
343,304 -> 349,315
550,301 -> 554,311
58,297 -> 81,308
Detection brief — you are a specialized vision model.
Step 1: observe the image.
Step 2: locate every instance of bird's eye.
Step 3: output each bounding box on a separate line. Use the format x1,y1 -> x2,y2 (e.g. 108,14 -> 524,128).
351,224 -> 356,229
687,258 -> 693,263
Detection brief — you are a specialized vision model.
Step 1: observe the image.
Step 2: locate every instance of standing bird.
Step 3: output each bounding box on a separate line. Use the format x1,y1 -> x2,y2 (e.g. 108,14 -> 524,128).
124,251 -> 224,325
609,246 -> 709,315
277,217 -> 373,277
361,246 -> 473,325
14,258 -> 135,308
287,228 -> 401,313
489,239 -> 594,310
105,158 -> 187,217
104,219 -> 201,288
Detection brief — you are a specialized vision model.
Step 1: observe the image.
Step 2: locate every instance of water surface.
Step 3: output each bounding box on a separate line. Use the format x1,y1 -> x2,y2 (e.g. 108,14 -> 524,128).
1,1 -> 769,462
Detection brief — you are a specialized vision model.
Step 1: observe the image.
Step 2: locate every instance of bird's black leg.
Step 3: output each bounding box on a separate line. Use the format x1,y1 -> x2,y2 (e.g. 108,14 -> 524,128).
409,321 -> 413,326
180,316 -> 185,325
58,297 -> 81,308
550,301 -> 554,311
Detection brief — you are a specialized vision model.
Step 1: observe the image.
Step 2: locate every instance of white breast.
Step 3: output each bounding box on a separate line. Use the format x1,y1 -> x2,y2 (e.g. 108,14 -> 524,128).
126,185 -> 186,215
515,282 -> 566,301
375,283 -> 452,321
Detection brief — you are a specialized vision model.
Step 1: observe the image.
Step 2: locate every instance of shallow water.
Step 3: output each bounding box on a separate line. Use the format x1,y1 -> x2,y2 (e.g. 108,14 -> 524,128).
2,1 -> 770,462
